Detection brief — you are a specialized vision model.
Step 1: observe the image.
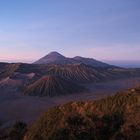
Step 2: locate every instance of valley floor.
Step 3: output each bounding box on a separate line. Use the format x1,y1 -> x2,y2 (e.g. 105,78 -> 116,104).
1,77 -> 140,128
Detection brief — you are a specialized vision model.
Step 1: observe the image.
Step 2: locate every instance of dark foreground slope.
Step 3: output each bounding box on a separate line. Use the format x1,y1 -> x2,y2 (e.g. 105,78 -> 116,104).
25,86 -> 140,140
24,76 -> 85,96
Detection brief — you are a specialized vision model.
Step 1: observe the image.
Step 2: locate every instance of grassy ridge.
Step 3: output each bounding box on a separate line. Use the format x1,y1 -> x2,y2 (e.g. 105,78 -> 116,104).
25,87 -> 140,140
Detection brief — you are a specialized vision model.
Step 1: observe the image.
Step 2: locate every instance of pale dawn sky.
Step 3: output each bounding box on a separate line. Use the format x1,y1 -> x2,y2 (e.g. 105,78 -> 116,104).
0,0 -> 140,63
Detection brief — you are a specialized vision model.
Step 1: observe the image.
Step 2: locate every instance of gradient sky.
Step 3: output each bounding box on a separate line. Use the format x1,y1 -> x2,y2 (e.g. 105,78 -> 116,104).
0,0 -> 140,63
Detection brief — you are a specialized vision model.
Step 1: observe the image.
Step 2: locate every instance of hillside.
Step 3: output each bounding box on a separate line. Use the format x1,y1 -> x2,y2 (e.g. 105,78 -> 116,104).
45,64 -> 140,83
25,86 -> 140,140
24,75 -> 85,96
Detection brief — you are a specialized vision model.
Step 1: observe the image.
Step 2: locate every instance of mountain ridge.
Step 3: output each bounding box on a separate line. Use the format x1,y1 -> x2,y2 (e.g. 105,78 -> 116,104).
34,51 -> 115,68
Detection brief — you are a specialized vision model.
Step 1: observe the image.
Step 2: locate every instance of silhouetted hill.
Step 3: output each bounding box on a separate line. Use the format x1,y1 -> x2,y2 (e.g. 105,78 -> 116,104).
34,51 -> 114,68
73,56 -> 111,67
34,51 -> 77,65
25,86 -> 140,140
24,75 -> 85,96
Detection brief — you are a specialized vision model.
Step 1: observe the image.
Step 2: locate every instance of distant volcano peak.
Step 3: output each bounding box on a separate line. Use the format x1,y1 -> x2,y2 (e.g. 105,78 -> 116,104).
47,51 -> 64,57
34,51 -> 115,68
44,51 -> 65,59
34,51 -> 66,64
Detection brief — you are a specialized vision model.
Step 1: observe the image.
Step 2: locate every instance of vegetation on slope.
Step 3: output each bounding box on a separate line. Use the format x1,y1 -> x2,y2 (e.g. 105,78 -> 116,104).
25,86 -> 140,140
0,121 -> 27,140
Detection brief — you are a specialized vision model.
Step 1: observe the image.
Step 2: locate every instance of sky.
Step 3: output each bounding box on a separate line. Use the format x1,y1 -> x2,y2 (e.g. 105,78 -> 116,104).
0,0 -> 140,64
